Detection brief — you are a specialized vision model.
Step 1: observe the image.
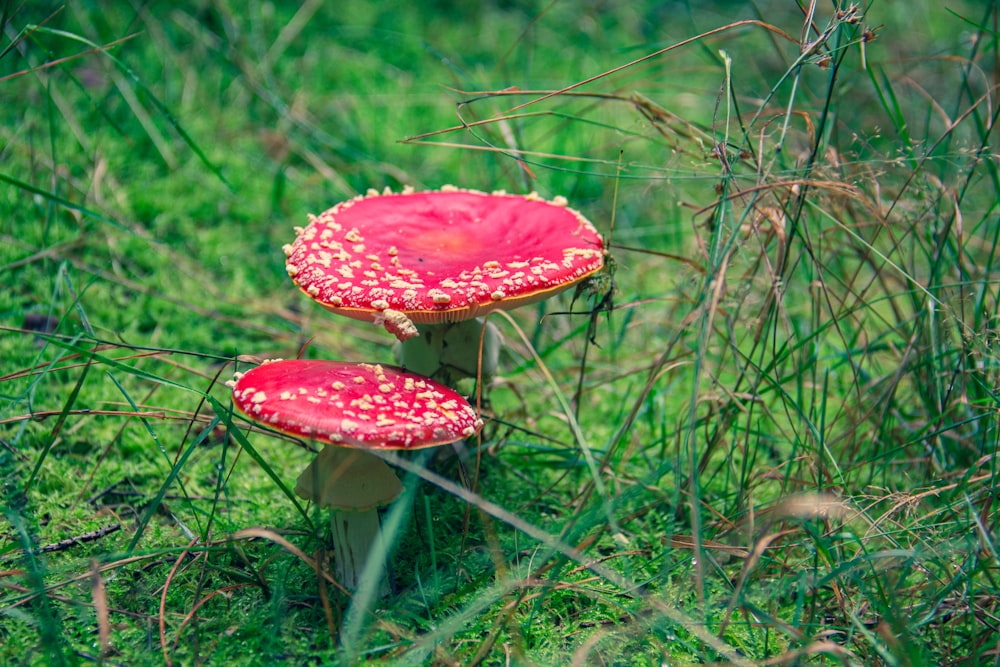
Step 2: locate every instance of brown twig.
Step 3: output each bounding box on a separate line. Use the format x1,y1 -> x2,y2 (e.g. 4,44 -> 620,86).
1,523 -> 122,563
90,559 -> 111,658
40,523 -> 122,553
160,537 -> 200,667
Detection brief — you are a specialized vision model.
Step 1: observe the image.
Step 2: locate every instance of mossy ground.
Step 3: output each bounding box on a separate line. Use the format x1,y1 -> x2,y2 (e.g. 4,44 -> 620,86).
3,1 -> 999,665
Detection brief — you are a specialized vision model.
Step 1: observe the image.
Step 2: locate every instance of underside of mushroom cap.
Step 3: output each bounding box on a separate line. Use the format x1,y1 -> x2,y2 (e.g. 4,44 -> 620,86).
283,186 -> 605,337
294,445 -> 403,512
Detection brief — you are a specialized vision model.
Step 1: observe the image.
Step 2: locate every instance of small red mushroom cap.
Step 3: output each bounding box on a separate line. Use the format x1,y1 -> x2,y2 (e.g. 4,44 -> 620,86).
283,186 -> 604,338
231,359 -> 483,449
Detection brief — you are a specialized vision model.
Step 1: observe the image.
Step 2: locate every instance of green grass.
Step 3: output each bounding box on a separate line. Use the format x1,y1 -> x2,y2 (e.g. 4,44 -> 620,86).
3,0 -> 1000,664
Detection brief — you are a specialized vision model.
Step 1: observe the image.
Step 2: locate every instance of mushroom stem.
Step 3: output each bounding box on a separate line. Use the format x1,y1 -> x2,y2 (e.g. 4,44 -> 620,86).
330,508 -> 388,597
295,446 -> 402,597
395,318 -> 501,388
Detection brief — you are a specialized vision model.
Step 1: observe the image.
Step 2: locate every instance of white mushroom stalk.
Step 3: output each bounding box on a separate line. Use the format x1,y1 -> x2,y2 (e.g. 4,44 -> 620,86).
394,318 -> 502,387
295,446 -> 401,595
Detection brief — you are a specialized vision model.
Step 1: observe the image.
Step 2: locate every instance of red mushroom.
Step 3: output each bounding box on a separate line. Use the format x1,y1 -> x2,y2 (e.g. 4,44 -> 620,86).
231,359 -> 483,594
283,186 -> 605,385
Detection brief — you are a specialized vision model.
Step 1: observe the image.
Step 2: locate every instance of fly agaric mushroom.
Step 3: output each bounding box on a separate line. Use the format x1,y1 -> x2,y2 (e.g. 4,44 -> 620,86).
230,358 -> 483,594
283,186 -> 605,386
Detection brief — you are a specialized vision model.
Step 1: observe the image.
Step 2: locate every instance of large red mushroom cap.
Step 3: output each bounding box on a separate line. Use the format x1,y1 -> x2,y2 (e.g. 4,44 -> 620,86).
230,359 -> 483,449
283,186 -> 605,339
